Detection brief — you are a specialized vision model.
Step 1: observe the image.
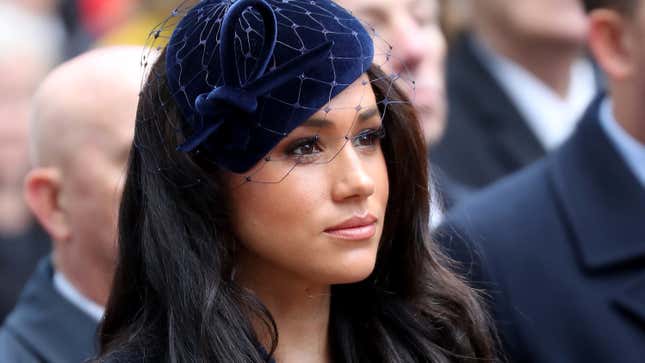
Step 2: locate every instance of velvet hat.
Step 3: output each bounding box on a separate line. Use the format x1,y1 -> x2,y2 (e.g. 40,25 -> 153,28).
164,0 -> 374,173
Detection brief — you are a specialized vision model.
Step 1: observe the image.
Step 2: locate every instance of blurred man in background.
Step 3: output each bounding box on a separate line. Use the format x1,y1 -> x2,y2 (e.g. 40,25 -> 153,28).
433,0 -> 600,188
0,46 -> 141,362
436,0 -> 645,361
336,0 -> 470,220
0,2 -> 63,323
337,0 -> 447,146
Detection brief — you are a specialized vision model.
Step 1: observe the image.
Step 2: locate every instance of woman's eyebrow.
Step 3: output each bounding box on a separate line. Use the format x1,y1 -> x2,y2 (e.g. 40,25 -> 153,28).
358,107 -> 379,122
301,106 -> 380,129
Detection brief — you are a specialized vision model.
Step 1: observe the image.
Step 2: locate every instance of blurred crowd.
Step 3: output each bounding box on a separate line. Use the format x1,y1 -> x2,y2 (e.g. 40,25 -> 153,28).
0,0 -> 165,325
1,0 -> 644,362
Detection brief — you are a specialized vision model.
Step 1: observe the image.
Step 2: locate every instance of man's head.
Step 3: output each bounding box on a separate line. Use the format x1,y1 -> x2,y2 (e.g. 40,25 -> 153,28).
584,0 -> 645,142
335,0 -> 447,146
472,0 -> 589,46
25,46 -> 142,305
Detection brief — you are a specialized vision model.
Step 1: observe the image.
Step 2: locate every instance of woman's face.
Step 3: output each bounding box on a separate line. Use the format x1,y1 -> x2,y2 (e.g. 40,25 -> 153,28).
227,74 -> 389,286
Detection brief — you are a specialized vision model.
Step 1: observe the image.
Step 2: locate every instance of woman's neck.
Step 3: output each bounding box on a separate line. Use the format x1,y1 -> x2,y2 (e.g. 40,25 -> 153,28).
236,252 -> 331,363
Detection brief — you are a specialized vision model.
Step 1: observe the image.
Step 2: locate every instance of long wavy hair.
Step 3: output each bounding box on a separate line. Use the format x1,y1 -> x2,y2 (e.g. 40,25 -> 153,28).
95,48 -> 498,362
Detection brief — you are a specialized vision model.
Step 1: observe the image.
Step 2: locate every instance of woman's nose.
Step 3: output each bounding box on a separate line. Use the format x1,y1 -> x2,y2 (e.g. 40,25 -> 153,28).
330,145 -> 375,202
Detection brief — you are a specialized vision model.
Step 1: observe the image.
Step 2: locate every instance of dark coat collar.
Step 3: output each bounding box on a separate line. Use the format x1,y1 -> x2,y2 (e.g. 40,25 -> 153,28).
3,257 -> 98,362
447,33 -> 546,167
549,95 -> 645,272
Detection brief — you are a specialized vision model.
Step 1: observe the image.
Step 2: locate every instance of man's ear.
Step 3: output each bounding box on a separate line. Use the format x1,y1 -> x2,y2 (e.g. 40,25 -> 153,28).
24,168 -> 71,242
588,9 -> 635,81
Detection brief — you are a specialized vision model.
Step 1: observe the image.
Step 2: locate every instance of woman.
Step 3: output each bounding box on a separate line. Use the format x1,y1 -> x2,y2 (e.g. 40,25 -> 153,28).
97,0 -> 497,361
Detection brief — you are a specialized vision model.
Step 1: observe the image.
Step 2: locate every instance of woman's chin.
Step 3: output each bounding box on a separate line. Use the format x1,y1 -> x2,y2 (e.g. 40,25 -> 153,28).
320,256 -> 378,285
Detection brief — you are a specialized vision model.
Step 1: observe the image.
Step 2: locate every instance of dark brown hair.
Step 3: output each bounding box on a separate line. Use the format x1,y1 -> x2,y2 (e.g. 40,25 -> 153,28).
95,48 -> 499,362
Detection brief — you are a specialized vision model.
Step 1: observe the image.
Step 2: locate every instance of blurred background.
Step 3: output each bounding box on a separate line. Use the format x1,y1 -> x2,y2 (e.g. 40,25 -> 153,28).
1,0 -> 594,322
6,3 -> 645,363
0,0 -> 177,323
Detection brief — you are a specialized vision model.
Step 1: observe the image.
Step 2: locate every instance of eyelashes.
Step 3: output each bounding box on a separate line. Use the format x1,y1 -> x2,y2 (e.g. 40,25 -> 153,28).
353,126 -> 386,148
283,126 -> 386,163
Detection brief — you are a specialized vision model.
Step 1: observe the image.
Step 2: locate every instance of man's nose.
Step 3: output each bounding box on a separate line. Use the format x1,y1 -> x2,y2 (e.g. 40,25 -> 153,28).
390,16 -> 426,75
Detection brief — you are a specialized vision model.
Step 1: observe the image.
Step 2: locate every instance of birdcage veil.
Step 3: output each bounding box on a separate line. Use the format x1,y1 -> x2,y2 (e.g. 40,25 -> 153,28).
137,0 -> 416,186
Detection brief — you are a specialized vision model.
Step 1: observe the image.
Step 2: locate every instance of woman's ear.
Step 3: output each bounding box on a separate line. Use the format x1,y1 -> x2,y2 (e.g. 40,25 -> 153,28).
23,168 -> 71,242
588,9 -> 635,81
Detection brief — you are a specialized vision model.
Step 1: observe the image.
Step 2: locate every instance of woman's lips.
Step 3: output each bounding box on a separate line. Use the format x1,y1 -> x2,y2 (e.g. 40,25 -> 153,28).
324,214 -> 377,241
324,224 -> 376,240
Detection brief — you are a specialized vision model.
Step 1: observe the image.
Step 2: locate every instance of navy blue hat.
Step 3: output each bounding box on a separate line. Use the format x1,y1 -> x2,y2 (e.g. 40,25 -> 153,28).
165,0 -> 374,173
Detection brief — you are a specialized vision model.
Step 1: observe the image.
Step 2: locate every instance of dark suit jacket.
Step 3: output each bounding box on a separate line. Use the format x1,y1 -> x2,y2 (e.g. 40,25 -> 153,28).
431,33 -> 548,188
0,257 -> 99,363
0,222 -> 50,323
435,97 -> 645,362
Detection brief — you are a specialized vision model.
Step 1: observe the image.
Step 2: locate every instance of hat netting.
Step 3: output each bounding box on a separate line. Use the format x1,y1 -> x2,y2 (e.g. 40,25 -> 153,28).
137,0 -> 416,186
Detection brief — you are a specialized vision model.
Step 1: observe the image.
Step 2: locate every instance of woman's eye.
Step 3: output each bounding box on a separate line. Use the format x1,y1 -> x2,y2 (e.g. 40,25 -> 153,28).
352,127 -> 385,147
293,143 -> 321,155
287,136 -> 323,156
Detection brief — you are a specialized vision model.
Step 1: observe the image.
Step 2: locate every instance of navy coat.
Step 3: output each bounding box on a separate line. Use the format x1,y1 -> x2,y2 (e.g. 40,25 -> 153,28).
435,97 -> 645,362
0,223 -> 50,323
0,257 -> 99,363
430,166 -> 472,212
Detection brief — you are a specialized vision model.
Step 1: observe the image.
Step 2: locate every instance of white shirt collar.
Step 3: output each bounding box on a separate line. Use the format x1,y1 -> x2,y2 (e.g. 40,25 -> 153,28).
598,98 -> 645,188
472,38 -> 597,151
53,271 -> 105,322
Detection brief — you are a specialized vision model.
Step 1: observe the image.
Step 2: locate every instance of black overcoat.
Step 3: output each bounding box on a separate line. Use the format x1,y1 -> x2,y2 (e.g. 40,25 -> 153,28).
436,97 -> 645,362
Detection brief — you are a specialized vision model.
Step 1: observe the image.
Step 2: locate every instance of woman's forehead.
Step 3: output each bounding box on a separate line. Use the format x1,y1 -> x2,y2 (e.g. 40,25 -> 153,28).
324,74 -> 376,110
297,75 -> 380,134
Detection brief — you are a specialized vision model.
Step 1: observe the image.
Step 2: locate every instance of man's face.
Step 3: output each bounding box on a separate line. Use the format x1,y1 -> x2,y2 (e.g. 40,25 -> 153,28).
59,105 -> 134,275
480,0 -> 589,45
337,0 -> 447,145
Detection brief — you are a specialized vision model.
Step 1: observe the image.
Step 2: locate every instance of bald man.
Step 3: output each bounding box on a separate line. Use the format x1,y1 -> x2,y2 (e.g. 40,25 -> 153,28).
0,46 -> 142,363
